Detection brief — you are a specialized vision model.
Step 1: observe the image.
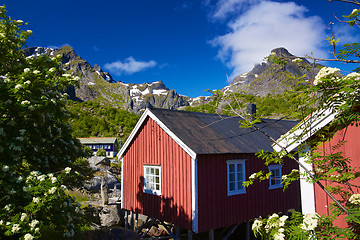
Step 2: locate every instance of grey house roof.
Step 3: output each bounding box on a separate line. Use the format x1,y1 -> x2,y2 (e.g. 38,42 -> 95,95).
149,108 -> 298,154
119,108 -> 298,158
78,137 -> 117,145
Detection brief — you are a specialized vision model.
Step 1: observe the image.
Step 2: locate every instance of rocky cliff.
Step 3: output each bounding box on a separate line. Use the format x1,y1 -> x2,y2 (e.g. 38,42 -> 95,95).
24,46 -> 192,113
24,46 -> 317,114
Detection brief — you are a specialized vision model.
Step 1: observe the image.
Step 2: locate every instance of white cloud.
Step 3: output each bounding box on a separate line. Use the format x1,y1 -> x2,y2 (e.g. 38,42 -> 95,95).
104,57 -> 157,75
210,1 -> 328,79
211,0 -> 260,20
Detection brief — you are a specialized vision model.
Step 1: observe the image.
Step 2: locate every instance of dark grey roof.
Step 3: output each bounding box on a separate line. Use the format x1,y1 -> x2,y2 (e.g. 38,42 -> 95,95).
150,108 -> 298,154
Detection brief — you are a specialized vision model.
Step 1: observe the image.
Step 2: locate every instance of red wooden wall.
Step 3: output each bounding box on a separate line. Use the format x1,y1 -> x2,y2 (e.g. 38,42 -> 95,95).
197,153 -> 301,232
315,124 -> 360,228
122,117 -> 193,230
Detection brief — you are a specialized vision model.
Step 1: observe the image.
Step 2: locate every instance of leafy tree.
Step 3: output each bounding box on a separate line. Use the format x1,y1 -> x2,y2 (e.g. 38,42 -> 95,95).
0,5 -> 92,239
96,149 -> 106,157
212,1 -> 360,239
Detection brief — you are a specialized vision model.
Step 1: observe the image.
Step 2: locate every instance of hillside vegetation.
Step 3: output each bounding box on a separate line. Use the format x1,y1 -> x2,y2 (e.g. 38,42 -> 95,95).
67,100 -> 140,143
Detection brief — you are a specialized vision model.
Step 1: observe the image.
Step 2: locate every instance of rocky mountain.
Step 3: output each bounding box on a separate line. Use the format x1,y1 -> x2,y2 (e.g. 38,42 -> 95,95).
24,46 -> 192,113
24,46 -> 317,114
221,47 -> 318,97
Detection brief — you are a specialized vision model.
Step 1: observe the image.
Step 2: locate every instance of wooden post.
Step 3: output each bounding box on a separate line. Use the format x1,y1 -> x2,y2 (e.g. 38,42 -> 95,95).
130,211 -> 134,231
135,212 -> 139,231
245,221 -> 250,240
209,229 -> 214,240
125,210 -> 129,230
174,226 -> 180,240
187,230 -> 193,240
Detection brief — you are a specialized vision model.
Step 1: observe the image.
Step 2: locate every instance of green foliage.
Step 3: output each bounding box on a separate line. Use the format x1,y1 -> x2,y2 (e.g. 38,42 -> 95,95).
95,149 -> 106,157
0,5 -> 92,239
66,100 -> 140,143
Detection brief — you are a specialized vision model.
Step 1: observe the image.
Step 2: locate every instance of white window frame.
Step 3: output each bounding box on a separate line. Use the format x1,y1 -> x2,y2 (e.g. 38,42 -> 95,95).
268,164 -> 283,189
227,160 -> 246,196
143,165 -> 161,196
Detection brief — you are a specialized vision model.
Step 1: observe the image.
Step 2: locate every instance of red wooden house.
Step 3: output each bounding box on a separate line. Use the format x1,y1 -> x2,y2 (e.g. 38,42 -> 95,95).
118,108 -> 301,234
274,109 -> 360,229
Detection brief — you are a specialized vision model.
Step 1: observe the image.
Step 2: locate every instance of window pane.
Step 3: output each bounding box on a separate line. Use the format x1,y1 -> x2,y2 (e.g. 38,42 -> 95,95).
237,181 -> 243,190
155,177 -> 159,183
229,164 -> 235,172
229,182 -> 235,191
229,172 -> 235,181
156,184 -> 160,190
237,164 -> 242,173
237,172 -> 243,182
151,168 -> 154,174
146,168 -> 150,174
155,168 -> 159,175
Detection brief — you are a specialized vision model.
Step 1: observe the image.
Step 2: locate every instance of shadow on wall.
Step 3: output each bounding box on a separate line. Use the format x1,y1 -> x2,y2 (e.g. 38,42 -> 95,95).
133,176 -> 191,229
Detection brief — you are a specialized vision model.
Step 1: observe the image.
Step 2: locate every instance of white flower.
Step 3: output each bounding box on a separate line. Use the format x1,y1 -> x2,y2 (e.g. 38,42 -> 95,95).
24,80 -> 31,85
274,231 -> 285,240
352,9 -> 358,15
61,185 -> 67,190
282,175 -> 287,180
21,100 -> 31,106
15,84 -> 22,90
11,223 -> 20,233
0,220 -> 3,225
4,204 -> 11,211
33,70 -> 40,74
2,165 -> 9,172
29,219 -> 39,229
345,72 -> 360,80
249,173 -> 257,180
37,175 -> 46,181
20,213 -> 27,221
62,73 -> 71,77
75,207 -> 80,213
34,227 -> 40,233
24,233 -> 34,240
51,176 -> 57,183
300,213 -> 319,231
33,197 -> 40,203
349,193 -> 360,205
313,67 -> 340,85
49,67 -> 56,72
30,171 -> 40,176
48,186 -> 57,194
17,20 -> 23,24
65,167 -> 71,174
27,30 -> 32,34
23,68 -> 30,73
252,219 -> 262,232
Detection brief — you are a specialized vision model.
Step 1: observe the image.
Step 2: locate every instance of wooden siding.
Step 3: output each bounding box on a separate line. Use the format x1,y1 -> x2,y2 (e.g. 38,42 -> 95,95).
314,124 -> 360,228
197,153 -> 301,233
122,117 -> 193,230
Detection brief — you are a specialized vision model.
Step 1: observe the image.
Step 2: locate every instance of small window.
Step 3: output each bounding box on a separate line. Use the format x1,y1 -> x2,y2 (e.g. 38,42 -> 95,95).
144,165 -> 161,195
269,165 -> 283,189
227,160 -> 246,196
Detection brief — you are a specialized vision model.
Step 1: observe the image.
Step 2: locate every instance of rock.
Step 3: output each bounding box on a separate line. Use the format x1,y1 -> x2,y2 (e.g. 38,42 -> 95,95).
99,205 -> 124,227
101,178 -> 109,205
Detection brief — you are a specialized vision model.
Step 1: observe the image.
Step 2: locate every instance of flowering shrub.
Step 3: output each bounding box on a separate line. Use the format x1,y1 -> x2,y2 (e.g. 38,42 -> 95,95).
0,5 -> 92,239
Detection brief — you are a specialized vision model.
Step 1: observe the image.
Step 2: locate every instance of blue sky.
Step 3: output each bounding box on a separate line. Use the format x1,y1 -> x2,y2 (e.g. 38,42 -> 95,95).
2,0 -> 359,98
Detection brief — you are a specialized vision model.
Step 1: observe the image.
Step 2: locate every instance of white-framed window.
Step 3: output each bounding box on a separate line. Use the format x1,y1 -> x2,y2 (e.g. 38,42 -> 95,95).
143,165 -> 161,195
268,164 -> 283,189
227,160 -> 246,196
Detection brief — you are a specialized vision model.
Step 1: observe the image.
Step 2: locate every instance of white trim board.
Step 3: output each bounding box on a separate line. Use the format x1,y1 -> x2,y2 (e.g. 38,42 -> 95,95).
273,108 -> 338,153
192,157 -> 198,233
